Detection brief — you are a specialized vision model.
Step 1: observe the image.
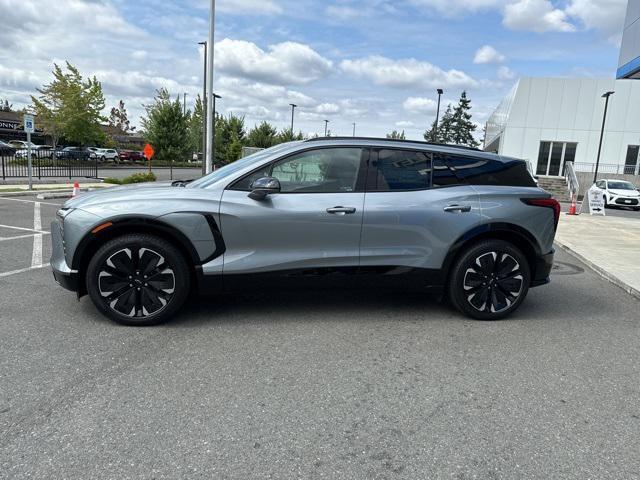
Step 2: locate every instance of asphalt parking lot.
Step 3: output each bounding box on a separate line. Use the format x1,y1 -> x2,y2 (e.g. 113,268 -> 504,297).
1,195 -> 639,479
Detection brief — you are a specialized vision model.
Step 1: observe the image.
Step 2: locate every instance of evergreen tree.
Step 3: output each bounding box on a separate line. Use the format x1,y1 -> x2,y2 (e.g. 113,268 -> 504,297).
450,91 -> 479,148
276,127 -> 305,143
424,104 -> 454,144
386,130 -> 406,140
187,95 -> 204,154
214,113 -> 245,164
141,88 -> 190,162
109,100 -> 135,134
247,121 -> 278,148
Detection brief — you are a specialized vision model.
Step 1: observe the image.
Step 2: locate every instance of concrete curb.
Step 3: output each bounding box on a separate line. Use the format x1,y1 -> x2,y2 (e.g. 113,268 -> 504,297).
555,240 -> 640,302
0,189 -> 73,197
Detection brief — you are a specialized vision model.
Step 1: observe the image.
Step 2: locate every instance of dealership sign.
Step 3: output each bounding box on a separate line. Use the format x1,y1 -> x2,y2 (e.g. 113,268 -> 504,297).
588,185 -> 606,216
0,120 -> 20,130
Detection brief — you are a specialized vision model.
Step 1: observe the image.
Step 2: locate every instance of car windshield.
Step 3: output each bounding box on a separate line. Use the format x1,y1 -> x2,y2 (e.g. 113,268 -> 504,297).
608,181 -> 635,190
188,142 -> 300,188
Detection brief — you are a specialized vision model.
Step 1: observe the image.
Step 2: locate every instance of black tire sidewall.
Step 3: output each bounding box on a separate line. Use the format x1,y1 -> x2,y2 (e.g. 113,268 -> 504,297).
448,240 -> 531,321
86,234 -> 191,326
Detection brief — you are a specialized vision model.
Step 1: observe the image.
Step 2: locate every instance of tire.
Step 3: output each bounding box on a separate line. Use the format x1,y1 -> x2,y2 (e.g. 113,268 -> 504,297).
603,195 -> 609,208
448,239 -> 531,321
86,234 -> 191,326
101,156 -> 106,162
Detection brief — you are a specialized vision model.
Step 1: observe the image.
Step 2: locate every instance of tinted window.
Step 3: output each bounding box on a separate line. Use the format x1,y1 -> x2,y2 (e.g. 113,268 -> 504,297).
369,149 -> 431,191
446,155 -> 537,187
432,156 -> 460,187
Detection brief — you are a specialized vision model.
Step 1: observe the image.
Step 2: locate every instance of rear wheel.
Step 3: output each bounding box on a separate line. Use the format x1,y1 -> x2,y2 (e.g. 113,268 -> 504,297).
86,234 -> 190,326
448,240 -> 531,320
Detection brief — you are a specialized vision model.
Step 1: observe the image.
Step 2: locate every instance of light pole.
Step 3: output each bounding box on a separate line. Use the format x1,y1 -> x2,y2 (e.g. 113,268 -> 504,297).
352,123 -> 356,137
324,119 -> 329,137
183,93 -> 187,115
198,41 -> 207,175
434,88 -> 443,141
289,103 -> 297,137
212,93 -> 221,166
205,0 -> 216,174
594,90 -> 615,184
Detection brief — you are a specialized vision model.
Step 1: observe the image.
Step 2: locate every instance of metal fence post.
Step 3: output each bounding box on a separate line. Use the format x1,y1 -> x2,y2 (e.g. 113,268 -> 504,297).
1,155 -> 5,180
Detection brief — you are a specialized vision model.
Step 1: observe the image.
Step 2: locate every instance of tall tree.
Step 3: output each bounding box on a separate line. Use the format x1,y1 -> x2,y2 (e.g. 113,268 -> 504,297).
247,121 -> 278,148
0,98 -> 13,112
108,100 -> 135,134
187,94 -> 204,154
450,91 -> 479,148
424,104 -> 454,144
141,88 -> 190,162
31,62 -> 107,147
276,127 -> 305,144
386,130 -> 406,140
214,113 -> 245,164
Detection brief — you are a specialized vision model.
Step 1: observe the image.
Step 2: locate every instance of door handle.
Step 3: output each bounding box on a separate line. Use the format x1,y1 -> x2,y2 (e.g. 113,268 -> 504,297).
326,206 -> 356,215
443,205 -> 472,213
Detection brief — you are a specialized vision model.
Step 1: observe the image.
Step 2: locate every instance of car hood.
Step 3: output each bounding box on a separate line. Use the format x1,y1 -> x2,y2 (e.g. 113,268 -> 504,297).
609,188 -> 640,197
64,182 -> 190,209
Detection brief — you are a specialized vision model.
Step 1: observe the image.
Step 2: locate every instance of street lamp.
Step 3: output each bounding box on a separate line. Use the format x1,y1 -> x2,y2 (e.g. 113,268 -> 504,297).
352,122 -> 356,137
324,119 -> 329,137
289,103 -> 297,136
198,41 -> 207,175
212,93 -> 221,166
434,88 -> 444,141
205,0 -> 216,174
594,90 -> 615,184
183,93 -> 187,116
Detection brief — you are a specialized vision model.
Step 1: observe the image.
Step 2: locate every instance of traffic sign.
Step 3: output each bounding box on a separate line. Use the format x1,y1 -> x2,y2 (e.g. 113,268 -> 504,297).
588,185 -> 606,216
143,143 -> 155,160
23,114 -> 34,133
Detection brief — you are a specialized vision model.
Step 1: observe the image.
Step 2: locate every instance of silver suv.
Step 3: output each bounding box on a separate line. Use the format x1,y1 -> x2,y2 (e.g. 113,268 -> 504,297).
51,138 -> 559,326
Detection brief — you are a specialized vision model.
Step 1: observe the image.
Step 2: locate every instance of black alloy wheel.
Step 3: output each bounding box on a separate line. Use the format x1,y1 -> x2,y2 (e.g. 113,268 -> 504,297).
87,234 -> 190,326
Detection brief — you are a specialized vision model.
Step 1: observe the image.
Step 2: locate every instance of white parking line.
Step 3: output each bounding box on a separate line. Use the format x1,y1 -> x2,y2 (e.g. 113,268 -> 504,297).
0,264 -> 47,278
32,202 -> 42,267
0,233 -> 50,242
0,224 -> 49,234
0,196 -> 61,207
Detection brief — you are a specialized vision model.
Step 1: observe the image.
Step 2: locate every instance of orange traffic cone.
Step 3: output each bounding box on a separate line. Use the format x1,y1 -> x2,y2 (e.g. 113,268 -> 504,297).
567,193 -> 577,215
72,181 -> 80,197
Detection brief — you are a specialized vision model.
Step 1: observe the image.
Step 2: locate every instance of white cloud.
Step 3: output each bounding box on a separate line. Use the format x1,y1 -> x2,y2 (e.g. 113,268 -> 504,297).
503,0 -> 575,33
396,120 -> 416,128
314,103 -> 341,114
565,0 -> 627,39
407,0 -> 508,15
215,38 -> 333,85
497,66 -> 517,80
216,0 -> 283,15
403,97 -> 438,114
325,5 -> 362,19
474,45 -> 506,64
340,56 -> 477,89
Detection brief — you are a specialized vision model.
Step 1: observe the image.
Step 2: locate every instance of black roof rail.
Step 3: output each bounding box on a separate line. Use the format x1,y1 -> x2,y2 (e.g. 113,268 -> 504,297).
303,136 -> 481,152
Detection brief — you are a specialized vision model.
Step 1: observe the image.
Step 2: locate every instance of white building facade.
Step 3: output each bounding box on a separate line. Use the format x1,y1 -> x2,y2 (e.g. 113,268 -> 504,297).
618,0 -> 640,79
484,77 -> 640,177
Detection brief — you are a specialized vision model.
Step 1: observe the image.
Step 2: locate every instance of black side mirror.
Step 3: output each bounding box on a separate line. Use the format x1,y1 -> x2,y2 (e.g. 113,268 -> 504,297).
248,176 -> 281,200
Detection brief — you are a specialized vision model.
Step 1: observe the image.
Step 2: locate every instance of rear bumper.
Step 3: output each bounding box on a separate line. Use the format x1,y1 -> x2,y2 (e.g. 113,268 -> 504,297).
531,248 -> 554,287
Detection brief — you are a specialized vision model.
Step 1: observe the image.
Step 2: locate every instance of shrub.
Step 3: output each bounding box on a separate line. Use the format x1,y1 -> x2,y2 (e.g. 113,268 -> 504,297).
103,172 -> 156,185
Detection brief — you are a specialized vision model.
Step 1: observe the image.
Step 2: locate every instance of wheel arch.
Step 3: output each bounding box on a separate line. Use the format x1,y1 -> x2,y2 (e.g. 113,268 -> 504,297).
442,223 -> 542,285
72,216 -> 203,297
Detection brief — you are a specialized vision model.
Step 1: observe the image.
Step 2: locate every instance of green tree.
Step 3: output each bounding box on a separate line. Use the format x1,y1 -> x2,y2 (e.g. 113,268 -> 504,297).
31,62 -> 107,147
247,121 -> 278,148
424,104 -> 454,144
187,94 -> 204,154
450,91 -> 479,148
386,130 -> 406,140
109,99 -> 135,134
0,98 -> 12,112
276,127 -> 305,144
141,88 -> 190,162
214,113 -> 245,164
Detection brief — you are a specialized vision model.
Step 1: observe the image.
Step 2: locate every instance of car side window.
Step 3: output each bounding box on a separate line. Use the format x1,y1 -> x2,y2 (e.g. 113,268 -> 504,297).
445,154 -> 537,187
368,149 -> 431,191
596,181 -> 606,189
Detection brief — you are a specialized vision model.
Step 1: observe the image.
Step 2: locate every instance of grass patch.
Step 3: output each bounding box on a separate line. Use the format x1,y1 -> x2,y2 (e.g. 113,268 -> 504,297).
103,172 -> 157,185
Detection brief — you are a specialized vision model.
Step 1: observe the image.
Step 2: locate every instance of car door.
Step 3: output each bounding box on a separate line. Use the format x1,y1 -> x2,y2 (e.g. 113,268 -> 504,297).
359,148 -> 481,272
219,147 -> 367,281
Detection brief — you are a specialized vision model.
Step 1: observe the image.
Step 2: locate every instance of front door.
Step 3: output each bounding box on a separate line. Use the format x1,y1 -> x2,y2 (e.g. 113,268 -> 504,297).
218,147 -> 367,282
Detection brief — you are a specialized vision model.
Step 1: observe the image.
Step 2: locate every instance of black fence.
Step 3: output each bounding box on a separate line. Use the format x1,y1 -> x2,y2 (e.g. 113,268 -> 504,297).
0,149 -> 99,179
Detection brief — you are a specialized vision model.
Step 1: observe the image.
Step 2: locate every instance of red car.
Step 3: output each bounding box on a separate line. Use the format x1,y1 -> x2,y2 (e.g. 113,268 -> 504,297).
118,150 -> 146,163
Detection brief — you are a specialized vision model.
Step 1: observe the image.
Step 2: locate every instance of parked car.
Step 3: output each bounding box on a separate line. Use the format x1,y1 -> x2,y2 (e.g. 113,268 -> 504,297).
15,144 -> 54,159
58,146 -> 97,160
595,179 -> 640,210
0,140 -> 16,155
95,148 -> 119,162
51,138 -> 559,326
118,149 -> 146,163
8,140 -> 39,150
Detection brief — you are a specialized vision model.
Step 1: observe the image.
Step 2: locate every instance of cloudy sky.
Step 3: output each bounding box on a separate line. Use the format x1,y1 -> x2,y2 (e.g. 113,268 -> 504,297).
0,0 -> 629,139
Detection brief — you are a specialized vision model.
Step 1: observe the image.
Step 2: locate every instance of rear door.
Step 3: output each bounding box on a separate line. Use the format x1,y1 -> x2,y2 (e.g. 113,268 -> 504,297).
219,147 -> 367,276
359,148 -> 481,271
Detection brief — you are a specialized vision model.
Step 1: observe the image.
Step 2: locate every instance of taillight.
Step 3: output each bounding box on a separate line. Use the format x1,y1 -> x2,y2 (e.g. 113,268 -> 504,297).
522,198 -> 561,230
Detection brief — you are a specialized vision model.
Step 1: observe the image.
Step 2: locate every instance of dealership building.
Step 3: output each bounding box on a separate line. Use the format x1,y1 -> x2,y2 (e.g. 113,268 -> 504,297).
485,0 -> 640,179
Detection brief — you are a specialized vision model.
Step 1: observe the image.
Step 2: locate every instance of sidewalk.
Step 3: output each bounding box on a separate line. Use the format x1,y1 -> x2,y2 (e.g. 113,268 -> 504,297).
0,182 -> 108,193
555,213 -> 640,299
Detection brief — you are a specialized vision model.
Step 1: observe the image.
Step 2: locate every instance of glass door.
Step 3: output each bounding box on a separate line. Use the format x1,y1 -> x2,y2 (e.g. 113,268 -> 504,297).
536,141 -> 577,177
624,145 -> 639,175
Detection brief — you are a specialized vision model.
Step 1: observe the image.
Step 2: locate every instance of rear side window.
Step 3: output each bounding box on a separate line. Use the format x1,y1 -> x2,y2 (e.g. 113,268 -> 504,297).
445,155 -> 537,187
368,149 -> 431,191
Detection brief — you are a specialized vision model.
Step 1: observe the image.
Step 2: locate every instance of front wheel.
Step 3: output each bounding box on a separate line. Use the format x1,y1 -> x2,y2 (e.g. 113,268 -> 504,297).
86,234 -> 191,326
448,240 -> 531,320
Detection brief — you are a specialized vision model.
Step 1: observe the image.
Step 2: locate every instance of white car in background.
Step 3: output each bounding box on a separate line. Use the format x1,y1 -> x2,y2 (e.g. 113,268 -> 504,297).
95,148 -> 119,162
595,179 -> 640,211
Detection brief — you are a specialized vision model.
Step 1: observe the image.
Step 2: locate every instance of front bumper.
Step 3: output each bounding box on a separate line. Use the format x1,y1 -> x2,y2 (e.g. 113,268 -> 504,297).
50,220 -> 79,292
610,195 -> 639,206
531,249 -> 554,287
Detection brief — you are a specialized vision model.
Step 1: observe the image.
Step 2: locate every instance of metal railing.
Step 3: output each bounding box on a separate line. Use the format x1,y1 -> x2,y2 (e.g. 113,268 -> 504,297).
1,149 -> 99,179
565,160 -> 579,201
573,162 -> 639,175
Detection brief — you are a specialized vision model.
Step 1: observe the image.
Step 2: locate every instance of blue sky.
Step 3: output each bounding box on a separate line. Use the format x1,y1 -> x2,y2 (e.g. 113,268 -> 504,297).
0,0 -> 629,139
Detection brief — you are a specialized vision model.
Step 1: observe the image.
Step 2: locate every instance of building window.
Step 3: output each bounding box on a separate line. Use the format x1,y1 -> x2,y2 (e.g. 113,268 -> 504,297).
624,145 -> 639,175
536,141 -> 577,176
